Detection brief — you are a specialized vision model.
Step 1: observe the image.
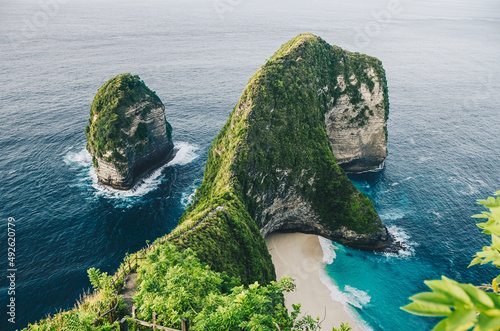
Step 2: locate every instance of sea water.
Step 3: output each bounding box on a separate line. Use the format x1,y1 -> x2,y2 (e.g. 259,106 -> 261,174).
1,0 -> 499,329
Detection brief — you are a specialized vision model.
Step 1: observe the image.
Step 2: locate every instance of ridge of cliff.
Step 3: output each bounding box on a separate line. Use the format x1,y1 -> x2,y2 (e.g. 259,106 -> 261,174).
169,34 -> 390,285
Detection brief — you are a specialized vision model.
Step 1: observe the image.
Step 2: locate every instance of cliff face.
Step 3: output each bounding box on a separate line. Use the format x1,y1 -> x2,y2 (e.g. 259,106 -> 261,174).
326,67 -> 388,172
85,73 -> 174,190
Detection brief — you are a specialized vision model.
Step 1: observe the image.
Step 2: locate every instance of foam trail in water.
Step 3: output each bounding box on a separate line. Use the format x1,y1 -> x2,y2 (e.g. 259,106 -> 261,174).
344,285 -> 371,309
64,142 -> 199,201
379,211 -> 406,222
380,225 -> 417,258
63,148 -> 91,168
317,237 -> 373,331
318,236 -> 337,264
168,142 -> 199,166
181,183 -> 198,208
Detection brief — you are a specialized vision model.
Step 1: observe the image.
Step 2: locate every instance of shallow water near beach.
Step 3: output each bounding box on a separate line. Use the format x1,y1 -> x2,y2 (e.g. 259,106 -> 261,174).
1,0 -> 499,329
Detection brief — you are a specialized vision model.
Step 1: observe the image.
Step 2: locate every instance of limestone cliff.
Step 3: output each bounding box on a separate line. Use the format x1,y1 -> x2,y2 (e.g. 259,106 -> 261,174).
170,34 -> 389,284
85,73 -> 174,190
326,66 -> 389,172
232,33 -> 389,250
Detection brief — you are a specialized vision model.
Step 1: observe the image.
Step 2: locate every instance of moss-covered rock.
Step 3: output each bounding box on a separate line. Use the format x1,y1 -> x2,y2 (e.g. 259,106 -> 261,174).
154,33 -> 389,287
85,73 -> 174,190
205,33 -> 388,250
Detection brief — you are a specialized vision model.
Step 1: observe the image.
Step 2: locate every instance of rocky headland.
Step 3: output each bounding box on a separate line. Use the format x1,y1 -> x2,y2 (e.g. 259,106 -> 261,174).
85,73 -> 174,190
166,33 -> 392,289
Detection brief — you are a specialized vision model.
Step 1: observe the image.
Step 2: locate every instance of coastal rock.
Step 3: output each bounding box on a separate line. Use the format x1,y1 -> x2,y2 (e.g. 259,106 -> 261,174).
232,33 -> 389,250
325,67 -> 389,172
85,73 -> 174,190
258,176 -> 388,251
163,34 -> 392,287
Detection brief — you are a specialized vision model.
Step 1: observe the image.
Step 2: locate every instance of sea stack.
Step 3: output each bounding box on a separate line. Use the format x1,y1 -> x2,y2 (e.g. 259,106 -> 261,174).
85,73 -> 174,190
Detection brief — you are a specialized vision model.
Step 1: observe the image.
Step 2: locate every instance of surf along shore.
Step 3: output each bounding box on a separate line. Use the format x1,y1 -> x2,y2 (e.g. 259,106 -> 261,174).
266,232 -> 364,331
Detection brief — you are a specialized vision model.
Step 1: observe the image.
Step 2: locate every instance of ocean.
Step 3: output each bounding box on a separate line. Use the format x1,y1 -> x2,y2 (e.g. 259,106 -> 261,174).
1,0 -> 499,330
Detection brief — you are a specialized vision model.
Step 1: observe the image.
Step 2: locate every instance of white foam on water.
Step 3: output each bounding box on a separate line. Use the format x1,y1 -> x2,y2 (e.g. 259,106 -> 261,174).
417,156 -> 433,163
431,211 -> 442,218
181,184 -> 198,208
318,236 -> 337,264
318,267 -> 348,306
90,163 -> 167,199
63,142 -> 199,201
344,285 -> 371,309
318,238 -> 374,331
346,160 -> 385,174
379,225 -> 417,259
63,148 -> 91,168
168,142 -> 199,166
379,211 -> 406,221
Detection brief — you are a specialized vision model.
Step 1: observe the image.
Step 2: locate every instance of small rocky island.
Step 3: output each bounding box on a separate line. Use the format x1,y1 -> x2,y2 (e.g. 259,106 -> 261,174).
85,73 -> 174,190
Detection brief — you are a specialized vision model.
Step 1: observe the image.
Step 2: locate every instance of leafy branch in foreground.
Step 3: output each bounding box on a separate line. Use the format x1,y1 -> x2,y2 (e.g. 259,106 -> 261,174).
134,242 -> 323,330
402,191 -> 500,331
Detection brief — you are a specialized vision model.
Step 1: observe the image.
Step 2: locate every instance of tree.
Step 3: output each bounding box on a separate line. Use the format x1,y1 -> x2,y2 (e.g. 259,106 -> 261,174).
402,191 -> 500,331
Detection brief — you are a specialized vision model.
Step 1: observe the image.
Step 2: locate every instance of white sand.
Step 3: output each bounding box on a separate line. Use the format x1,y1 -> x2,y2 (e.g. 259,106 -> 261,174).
266,232 -> 363,331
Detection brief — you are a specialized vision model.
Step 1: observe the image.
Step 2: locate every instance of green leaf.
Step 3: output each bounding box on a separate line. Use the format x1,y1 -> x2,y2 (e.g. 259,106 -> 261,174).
445,308 -> 476,331
432,318 -> 448,331
476,248 -> 500,267
492,235 -> 500,251
492,208 -> 500,221
477,198 -> 500,208
483,309 -> 500,317
410,292 -> 456,306
401,301 -> 452,317
458,283 -> 494,310
486,292 -> 500,310
425,277 -> 472,306
469,256 -> 483,268
431,309 -> 476,331
478,218 -> 500,236
478,311 -> 500,331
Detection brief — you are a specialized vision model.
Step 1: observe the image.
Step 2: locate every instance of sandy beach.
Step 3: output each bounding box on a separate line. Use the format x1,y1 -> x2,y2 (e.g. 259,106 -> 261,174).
266,232 -> 363,331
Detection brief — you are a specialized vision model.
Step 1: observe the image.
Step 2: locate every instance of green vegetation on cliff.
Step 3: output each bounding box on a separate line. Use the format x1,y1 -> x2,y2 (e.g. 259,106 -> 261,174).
133,243 -> 320,330
24,244 -> 321,331
85,73 -> 162,161
192,33 -> 385,236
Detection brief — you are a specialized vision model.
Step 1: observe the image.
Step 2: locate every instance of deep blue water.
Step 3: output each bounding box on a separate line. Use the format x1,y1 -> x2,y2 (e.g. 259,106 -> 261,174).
1,0 -> 499,330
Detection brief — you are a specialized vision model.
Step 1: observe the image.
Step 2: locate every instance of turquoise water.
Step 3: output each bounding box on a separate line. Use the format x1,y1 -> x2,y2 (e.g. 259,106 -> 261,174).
323,100 -> 500,330
1,0 -> 499,330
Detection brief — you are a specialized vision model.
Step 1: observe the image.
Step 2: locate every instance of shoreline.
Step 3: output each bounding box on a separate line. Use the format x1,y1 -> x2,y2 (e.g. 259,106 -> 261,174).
265,232 -> 364,331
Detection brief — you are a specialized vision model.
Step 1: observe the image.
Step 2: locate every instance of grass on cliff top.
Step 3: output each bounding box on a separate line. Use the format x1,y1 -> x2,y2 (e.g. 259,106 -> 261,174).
85,73 -> 162,161
24,243 -> 319,331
